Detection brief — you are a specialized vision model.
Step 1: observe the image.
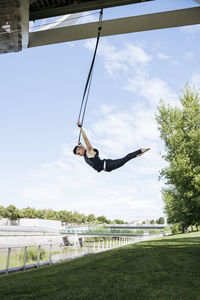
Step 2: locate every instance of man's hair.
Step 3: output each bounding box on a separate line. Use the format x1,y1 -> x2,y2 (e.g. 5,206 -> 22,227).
73,145 -> 78,155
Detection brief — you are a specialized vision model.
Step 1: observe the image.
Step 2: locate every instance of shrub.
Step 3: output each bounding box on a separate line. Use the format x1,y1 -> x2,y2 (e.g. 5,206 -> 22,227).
171,224 -> 181,234
19,247 -> 48,262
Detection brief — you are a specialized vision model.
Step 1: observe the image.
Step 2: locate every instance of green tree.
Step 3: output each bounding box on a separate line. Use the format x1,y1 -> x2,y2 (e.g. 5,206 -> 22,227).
0,206 -> 5,219
114,219 -> 125,224
4,205 -> 20,221
36,209 -> 46,219
59,210 -> 72,224
156,85 -> 200,231
44,209 -> 58,220
106,219 -> 112,224
20,207 -> 37,219
97,216 -> 108,224
150,220 -> 155,224
87,214 -> 96,223
80,213 -> 87,224
71,211 -> 85,224
64,211 -> 73,223
157,217 -> 165,224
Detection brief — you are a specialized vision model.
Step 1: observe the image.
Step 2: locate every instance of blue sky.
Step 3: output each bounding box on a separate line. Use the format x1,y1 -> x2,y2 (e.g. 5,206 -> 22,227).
0,0 -> 200,221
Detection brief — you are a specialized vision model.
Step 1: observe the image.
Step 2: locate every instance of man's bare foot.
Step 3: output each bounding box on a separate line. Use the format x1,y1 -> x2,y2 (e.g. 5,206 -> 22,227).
137,148 -> 150,156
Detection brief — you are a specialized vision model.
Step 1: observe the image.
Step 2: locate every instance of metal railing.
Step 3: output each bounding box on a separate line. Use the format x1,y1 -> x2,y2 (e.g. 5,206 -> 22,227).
0,237 -> 134,275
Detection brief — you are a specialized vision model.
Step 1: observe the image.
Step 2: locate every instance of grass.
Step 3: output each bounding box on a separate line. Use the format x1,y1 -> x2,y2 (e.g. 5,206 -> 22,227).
0,232 -> 200,300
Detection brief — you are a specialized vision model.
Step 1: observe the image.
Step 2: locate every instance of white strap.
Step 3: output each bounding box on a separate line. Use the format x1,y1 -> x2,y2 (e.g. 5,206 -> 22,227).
103,160 -> 106,171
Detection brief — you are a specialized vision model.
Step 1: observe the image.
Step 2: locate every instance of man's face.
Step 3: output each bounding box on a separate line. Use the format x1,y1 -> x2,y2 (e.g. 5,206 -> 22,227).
76,146 -> 85,156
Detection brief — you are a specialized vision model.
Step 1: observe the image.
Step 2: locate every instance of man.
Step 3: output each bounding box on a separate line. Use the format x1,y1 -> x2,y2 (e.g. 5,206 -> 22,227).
73,122 -> 150,173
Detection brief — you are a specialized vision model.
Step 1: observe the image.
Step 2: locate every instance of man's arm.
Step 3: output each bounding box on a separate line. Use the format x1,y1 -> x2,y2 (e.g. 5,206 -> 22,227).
77,122 -> 93,151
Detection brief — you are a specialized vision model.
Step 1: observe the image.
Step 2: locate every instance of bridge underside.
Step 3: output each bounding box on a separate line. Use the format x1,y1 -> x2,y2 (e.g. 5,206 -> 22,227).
30,0 -> 153,20
0,0 -> 199,55
0,0 -> 152,54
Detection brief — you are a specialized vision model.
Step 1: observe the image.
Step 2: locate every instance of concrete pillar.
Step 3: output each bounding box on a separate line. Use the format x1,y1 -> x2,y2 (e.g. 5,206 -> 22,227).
19,0 -> 29,49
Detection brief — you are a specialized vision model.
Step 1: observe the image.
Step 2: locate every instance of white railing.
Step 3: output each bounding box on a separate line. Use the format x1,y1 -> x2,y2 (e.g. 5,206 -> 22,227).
0,237 -> 134,275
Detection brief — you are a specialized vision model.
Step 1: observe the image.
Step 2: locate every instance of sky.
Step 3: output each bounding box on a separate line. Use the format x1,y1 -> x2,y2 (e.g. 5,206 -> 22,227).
0,0 -> 200,222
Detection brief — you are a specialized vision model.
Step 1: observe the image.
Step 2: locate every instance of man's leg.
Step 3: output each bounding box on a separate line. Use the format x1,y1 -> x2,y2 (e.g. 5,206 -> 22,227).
105,148 -> 150,172
105,149 -> 141,172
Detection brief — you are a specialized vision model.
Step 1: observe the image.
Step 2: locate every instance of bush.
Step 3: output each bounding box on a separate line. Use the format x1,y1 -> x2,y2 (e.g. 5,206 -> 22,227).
164,227 -> 171,232
171,224 -> 181,234
20,248 -> 48,262
149,230 -> 160,235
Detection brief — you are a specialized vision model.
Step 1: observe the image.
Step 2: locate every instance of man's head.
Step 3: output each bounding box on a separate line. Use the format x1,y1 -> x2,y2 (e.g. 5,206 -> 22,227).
73,145 -> 85,156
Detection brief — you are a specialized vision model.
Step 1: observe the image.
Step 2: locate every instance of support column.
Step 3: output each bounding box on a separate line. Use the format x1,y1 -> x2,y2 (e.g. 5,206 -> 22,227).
0,0 -> 29,54
19,0 -> 29,49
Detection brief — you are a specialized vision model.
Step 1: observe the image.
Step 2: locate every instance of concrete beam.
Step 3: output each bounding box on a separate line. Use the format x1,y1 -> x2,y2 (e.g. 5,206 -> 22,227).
29,7 -> 200,48
29,0 -> 153,21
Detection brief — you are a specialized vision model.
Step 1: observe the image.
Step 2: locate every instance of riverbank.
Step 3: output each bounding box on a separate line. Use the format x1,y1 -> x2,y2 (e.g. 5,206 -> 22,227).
0,232 -> 199,299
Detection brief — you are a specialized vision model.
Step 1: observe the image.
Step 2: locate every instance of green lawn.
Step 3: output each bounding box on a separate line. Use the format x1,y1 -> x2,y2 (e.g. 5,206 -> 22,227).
0,232 -> 200,300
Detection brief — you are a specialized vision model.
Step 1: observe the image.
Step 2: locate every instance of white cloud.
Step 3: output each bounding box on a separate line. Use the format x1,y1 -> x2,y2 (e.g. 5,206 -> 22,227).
184,51 -> 195,61
191,72 -> 200,89
180,24 -> 200,34
156,52 -> 171,60
84,39 -> 151,76
100,104 -> 116,114
84,38 -> 178,108
125,76 -> 178,106
20,184 -> 62,203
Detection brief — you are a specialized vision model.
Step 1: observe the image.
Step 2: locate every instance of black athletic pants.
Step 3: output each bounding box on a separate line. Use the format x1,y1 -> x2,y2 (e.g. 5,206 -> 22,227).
105,149 -> 142,172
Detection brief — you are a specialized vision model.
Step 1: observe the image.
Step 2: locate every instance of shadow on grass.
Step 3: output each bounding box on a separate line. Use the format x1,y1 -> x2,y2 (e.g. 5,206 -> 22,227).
133,237 -> 200,247
120,235 -> 200,252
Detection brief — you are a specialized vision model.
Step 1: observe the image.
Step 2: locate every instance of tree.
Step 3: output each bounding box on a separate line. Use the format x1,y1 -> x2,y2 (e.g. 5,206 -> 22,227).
20,207 -> 37,219
58,210 -> 73,224
106,219 -> 112,224
44,209 -> 58,220
150,220 -> 155,224
157,217 -> 165,224
87,214 -> 96,223
4,205 -> 20,221
114,219 -> 125,224
0,206 -> 5,219
71,211 -> 82,224
36,209 -> 46,219
156,85 -> 200,230
97,216 -> 108,224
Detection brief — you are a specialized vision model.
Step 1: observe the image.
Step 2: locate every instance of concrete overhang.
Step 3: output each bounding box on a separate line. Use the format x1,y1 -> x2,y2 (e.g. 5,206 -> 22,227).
0,0 -> 200,55
0,0 -> 153,54
30,0 -> 153,21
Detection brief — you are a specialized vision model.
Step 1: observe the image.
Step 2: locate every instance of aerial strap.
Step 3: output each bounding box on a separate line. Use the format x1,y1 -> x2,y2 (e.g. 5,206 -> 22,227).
77,9 -> 103,143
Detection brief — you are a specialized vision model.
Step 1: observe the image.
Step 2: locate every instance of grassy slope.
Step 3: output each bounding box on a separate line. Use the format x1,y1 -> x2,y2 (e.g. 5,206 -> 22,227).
0,232 -> 200,300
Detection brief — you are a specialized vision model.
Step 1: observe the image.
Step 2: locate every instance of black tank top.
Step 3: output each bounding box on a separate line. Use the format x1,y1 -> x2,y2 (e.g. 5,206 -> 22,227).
84,149 -> 104,172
